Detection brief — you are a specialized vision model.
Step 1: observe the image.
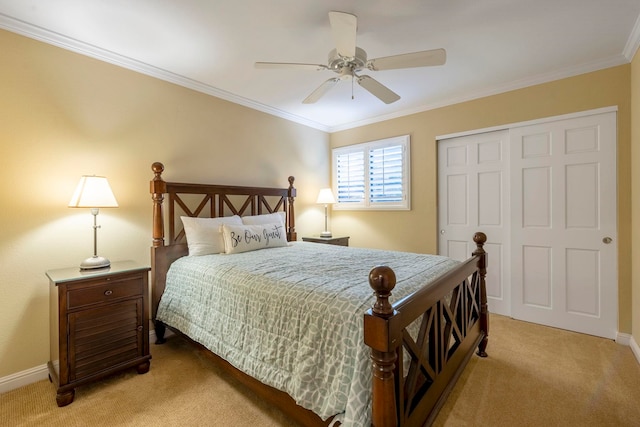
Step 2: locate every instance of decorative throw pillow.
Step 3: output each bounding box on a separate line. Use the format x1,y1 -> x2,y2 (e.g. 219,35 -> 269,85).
241,211 -> 286,226
221,222 -> 289,254
181,215 -> 242,256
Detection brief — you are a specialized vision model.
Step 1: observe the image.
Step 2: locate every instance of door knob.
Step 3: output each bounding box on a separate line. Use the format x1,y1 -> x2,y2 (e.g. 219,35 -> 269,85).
440,230 -> 445,234
602,237 -> 613,244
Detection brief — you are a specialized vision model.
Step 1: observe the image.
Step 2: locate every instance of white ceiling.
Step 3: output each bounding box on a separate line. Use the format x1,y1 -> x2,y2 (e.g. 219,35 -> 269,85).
1,0 -> 639,132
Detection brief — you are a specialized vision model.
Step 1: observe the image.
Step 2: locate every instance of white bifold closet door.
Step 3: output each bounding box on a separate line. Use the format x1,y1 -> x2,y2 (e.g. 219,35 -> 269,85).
510,112 -> 617,339
438,110 -> 617,339
437,130 -> 510,316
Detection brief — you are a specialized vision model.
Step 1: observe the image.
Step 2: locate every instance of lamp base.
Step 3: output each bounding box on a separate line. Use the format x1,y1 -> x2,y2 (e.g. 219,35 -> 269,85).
320,231 -> 333,238
80,256 -> 111,270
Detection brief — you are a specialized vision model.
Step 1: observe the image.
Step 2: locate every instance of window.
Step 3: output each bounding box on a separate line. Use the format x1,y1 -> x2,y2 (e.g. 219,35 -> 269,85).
332,135 -> 410,210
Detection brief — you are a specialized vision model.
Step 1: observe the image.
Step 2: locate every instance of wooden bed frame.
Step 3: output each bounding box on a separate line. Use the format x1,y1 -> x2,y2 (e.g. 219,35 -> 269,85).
149,162 -> 489,427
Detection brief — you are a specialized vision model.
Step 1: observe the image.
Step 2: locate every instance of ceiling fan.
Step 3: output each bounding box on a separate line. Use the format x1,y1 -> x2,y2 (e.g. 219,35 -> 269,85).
255,11 -> 446,104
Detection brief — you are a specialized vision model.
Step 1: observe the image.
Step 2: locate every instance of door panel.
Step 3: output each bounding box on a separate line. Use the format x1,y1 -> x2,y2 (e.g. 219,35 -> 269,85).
566,248 -> 599,315
522,166 -> 551,227
522,245 -> 552,308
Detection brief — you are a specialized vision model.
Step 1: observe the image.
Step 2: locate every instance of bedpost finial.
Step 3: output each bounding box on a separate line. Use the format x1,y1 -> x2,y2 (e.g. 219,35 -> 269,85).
473,232 -> 486,247
473,231 -> 487,275
288,176 -> 295,186
152,162 -> 164,176
369,266 -> 396,317
369,266 -> 396,292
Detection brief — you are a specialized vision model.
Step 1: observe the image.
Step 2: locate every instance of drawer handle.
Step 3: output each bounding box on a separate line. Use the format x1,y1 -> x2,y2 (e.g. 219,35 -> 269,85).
104,290 -> 113,296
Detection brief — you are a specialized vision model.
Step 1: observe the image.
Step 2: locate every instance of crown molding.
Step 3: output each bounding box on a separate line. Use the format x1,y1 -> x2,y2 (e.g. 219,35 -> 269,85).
623,13 -> 640,61
0,13 -> 330,132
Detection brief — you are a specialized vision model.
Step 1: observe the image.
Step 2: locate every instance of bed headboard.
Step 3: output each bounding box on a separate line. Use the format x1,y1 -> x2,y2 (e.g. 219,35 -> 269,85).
151,162 -> 296,246
149,161 -> 297,321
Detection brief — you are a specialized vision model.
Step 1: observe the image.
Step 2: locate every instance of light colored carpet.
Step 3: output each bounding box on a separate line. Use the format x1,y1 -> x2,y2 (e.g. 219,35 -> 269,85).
433,315 -> 640,426
2,315 -> 639,426
0,336 -> 296,427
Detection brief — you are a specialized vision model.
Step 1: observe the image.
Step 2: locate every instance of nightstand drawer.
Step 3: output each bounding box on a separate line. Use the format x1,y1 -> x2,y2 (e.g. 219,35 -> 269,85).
67,276 -> 143,309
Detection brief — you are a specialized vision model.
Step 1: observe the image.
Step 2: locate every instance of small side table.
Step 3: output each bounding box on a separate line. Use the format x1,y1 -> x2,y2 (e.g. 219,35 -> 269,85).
301,236 -> 350,247
46,261 -> 151,406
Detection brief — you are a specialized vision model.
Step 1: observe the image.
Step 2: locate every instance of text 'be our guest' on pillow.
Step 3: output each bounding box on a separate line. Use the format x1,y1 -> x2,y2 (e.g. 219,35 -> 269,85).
222,222 -> 288,254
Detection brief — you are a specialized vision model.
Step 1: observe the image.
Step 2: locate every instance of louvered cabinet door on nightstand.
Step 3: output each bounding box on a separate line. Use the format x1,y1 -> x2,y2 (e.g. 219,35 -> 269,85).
46,261 -> 151,407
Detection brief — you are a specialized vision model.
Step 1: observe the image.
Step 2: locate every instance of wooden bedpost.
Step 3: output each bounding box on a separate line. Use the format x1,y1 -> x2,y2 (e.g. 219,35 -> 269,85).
287,176 -> 297,241
473,232 -> 489,357
150,162 -> 168,344
151,162 -> 167,248
365,266 -> 399,427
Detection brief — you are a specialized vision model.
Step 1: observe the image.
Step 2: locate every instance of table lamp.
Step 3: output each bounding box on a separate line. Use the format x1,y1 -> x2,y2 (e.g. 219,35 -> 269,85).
316,188 -> 336,238
68,175 -> 119,270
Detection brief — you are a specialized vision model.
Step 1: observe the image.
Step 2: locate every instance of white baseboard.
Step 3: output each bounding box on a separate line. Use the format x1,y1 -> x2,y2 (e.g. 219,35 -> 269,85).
613,332 -> 640,366
631,335 -> 640,365
0,364 -> 49,394
616,332 -> 631,345
0,330 -> 170,395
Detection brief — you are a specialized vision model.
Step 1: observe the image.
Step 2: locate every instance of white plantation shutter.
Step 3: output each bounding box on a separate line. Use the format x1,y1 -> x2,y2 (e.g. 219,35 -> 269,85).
333,135 -> 410,210
336,150 -> 365,204
369,144 -> 404,203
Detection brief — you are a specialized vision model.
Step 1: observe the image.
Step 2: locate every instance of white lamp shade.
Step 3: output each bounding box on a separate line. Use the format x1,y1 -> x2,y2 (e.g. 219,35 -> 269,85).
316,188 -> 336,204
68,176 -> 119,208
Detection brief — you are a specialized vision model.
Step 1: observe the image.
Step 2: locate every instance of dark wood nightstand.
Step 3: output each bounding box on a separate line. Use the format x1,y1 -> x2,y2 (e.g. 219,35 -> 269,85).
301,236 -> 350,246
46,261 -> 151,407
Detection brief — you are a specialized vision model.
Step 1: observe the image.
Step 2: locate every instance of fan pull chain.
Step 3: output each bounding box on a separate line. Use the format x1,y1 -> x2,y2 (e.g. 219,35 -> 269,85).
352,76 -> 355,100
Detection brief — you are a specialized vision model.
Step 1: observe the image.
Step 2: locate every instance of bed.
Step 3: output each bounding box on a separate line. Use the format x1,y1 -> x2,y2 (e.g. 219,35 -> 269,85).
149,162 -> 489,427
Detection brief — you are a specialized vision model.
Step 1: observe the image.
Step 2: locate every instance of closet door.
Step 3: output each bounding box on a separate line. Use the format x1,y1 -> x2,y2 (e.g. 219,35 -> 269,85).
510,112 -> 617,339
437,130 -> 510,316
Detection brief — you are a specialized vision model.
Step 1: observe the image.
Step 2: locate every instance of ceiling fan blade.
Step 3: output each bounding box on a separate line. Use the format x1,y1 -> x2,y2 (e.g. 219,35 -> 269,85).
329,11 -> 357,58
367,48 -> 446,71
357,75 -> 400,104
303,78 -> 340,104
255,62 -> 328,71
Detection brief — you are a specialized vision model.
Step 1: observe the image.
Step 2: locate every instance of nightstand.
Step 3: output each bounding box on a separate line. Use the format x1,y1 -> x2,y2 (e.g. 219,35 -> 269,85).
301,236 -> 350,246
46,261 -> 151,407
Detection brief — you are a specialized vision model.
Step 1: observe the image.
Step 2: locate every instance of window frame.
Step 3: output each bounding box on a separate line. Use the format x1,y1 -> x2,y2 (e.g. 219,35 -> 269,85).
332,135 -> 411,211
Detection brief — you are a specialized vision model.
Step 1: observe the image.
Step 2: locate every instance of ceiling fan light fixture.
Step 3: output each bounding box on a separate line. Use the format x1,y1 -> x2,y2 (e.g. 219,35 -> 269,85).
328,47 -> 366,71
255,11 -> 446,104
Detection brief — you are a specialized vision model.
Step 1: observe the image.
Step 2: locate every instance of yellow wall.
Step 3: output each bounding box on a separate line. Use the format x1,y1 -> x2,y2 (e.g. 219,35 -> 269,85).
632,50 -> 640,349
330,65 -> 633,335
0,29 -> 330,378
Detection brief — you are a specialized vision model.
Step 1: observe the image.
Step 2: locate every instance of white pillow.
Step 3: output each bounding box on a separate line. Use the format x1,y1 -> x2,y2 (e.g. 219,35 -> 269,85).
221,222 -> 289,254
180,215 -> 242,256
241,211 -> 286,226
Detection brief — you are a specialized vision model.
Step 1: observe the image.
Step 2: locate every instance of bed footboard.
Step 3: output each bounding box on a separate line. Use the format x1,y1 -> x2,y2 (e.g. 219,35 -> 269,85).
364,232 -> 488,427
